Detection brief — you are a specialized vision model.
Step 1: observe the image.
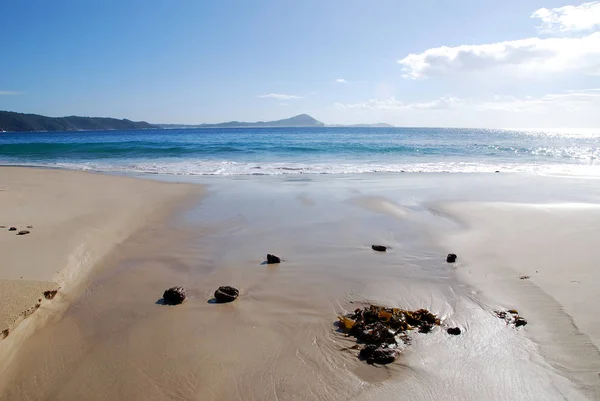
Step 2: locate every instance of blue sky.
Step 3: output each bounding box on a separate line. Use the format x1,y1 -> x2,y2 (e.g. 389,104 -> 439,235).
1,0 -> 600,128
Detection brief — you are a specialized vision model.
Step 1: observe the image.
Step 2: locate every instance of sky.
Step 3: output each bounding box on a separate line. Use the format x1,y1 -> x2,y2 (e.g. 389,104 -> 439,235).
1,0 -> 600,128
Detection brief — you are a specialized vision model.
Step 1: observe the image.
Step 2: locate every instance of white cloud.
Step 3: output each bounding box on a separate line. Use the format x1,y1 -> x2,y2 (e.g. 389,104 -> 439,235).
398,32 -> 600,79
258,93 -> 302,100
335,78 -> 348,84
532,1 -> 600,33
0,91 -> 20,95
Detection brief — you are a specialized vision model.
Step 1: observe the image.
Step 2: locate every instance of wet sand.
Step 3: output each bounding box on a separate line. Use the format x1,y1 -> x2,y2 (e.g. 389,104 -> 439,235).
1,173 -> 600,400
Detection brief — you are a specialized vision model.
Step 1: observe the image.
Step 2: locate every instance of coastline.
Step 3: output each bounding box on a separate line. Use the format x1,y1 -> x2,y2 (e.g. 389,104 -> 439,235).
0,167 -> 203,377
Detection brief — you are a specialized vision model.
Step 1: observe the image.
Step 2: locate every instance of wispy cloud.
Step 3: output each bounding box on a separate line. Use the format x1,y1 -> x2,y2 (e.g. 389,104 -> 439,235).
335,96 -> 463,111
334,89 -> 600,114
0,91 -> 20,95
258,93 -> 302,100
398,32 -> 600,79
335,78 -> 348,84
532,1 -> 600,33
476,89 -> 600,112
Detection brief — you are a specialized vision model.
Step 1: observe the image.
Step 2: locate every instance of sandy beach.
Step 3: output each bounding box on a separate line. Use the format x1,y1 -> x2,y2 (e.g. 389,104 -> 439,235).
0,167 -> 201,378
0,171 -> 599,400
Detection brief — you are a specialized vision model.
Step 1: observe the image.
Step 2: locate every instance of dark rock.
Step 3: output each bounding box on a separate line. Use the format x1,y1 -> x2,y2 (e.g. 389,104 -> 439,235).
357,321 -> 396,346
1,329 -> 8,339
447,327 -> 461,335
214,286 -> 239,303
446,253 -> 457,263
162,286 -> 187,305
43,290 -> 58,300
419,323 -> 433,333
371,245 -> 387,252
514,317 -> 528,327
26,225 -> 33,228
519,275 -> 530,280
359,344 -> 378,359
8,227 -> 16,231
507,309 -> 518,315
359,344 -> 397,364
0,225 -> 5,228
266,254 -> 281,264
17,230 -> 30,235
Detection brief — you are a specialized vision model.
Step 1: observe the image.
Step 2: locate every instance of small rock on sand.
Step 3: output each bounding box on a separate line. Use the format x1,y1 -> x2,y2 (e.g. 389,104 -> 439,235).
17,230 -> 30,235
8,227 -> 17,231
214,286 -> 239,303
43,290 -> 58,300
447,327 -> 461,335
446,253 -> 457,263
266,254 -> 281,264
371,245 -> 387,252
162,286 -> 187,305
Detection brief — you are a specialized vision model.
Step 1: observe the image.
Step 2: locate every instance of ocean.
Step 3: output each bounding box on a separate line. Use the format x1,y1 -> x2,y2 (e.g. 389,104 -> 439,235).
1,127 -> 599,176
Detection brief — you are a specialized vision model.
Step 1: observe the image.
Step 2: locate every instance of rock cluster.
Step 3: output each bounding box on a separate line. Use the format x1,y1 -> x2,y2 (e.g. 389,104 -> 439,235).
338,305 -> 440,364
43,290 -> 58,300
446,253 -> 457,263
162,286 -> 187,305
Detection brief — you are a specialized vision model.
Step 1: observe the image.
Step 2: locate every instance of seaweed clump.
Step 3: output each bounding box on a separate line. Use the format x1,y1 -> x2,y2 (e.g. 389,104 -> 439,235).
494,309 -> 527,327
338,305 -> 440,365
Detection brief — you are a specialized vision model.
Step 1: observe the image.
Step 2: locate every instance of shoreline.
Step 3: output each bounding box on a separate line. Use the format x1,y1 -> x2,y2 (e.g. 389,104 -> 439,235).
0,167 -> 204,378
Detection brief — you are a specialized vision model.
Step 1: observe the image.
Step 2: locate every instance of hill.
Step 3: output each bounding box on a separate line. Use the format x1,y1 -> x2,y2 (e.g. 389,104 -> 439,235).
0,111 -> 157,132
160,114 -> 325,129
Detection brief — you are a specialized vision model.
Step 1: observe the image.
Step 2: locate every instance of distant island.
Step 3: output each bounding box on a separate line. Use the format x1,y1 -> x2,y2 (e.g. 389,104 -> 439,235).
0,111 -> 157,132
160,114 -> 393,129
0,111 -> 393,132
159,114 -> 325,129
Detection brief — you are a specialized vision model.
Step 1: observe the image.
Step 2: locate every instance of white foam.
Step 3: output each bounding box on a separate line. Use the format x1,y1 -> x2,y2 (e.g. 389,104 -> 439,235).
3,159 -> 600,178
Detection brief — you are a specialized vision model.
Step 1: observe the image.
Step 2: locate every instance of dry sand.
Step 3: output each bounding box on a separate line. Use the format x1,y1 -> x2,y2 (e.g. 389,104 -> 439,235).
1,174 -> 598,400
0,167 -> 201,373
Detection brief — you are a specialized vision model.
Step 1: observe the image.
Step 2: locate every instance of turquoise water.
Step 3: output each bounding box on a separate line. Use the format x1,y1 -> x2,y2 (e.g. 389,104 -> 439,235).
1,127 -> 599,175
